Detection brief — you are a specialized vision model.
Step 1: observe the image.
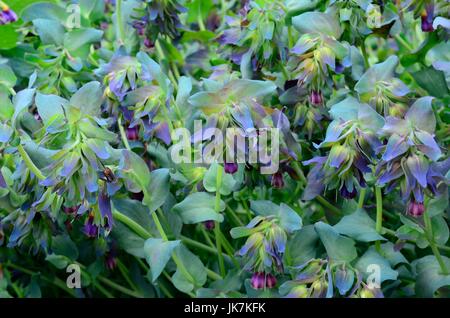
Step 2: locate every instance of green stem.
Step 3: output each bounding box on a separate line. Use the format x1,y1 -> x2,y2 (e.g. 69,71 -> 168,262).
316,196 -> 341,215
358,188 -> 367,209
92,281 -> 114,298
375,187 -> 383,253
361,39 -> 369,69
118,115 -> 131,151
206,268 -> 222,281
225,205 -> 244,226
115,0 -> 126,45
5,262 -> 75,297
424,210 -> 449,275
116,259 -> 139,291
214,166 -> 226,277
97,276 -> 143,298
394,34 -> 414,51
17,144 -> 46,180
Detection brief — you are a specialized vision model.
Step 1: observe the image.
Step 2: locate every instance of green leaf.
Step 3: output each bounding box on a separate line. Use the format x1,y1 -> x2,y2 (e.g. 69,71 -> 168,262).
414,255 -> 450,297
144,238 -> 180,282
171,245 -> 207,293
368,242 -> 408,267
172,192 -> 225,224
63,28 -> 103,53
285,225 -> 319,266
0,64 -> 17,87
69,81 -> 103,117
203,163 -> 236,196
120,149 -> 151,191
292,12 -> 342,38
0,24 -> 18,50
35,92 -> 67,125
143,168 -> 170,213
45,254 -> 70,269
32,18 -> 65,45
314,222 -> 357,262
250,200 -> 302,233
334,208 -> 386,242
22,2 -> 67,22
355,249 -> 398,284
186,0 -> 213,23
51,235 -> 79,260
412,67 -> 449,99
12,88 -> 35,125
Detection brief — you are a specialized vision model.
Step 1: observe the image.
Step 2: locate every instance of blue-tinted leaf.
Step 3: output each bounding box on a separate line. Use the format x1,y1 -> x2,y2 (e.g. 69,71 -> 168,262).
355,250 -> 398,284
405,97 -> 436,133
292,12 -> 342,38
70,81 -> 103,116
334,208 -> 386,242
172,192 -> 225,224
144,238 -> 180,282
382,134 -> 408,161
32,18 -> 64,45
0,124 -> 13,143
314,222 -> 357,262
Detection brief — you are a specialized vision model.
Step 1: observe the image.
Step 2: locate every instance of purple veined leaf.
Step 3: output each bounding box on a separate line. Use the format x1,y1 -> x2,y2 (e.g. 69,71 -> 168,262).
85,139 -> 111,160
109,71 -> 127,100
405,96 -> 436,134
413,186 -> 424,203
329,97 -> 359,122
357,103 -> 385,132
321,47 -> 336,71
328,145 -> 348,168
154,122 -> 171,145
217,28 -> 240,45
60,153 -> 80,178
292,12 -> 343,39
382,134 -> 409,161
85,166 -> 99,193
415,130 -> 442,161
39,176 -> 58,187
315,120 -> 353,148
380,116 -> 409,136
302,164 -> 326,200
378,162 -> 403,185
0,123 -> 13,143
406,154 -> 429,188
355,55 -> 399,95
0,169 -> 6,188
302,156 -> 327,166
98,190 -> 113,230
232,104 -> 255,131
291,34 -> 317,55
389,78 -> 410,97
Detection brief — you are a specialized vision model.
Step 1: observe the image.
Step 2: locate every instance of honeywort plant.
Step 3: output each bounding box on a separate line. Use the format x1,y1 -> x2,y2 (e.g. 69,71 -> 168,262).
0,0 -> 449,298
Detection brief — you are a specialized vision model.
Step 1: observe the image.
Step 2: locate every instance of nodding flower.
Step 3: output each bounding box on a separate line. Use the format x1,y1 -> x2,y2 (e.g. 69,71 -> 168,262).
407,199 -> 425,218
310,90 -> 323,105
0,3 -> 18,25
250,272 -> 277,289
421,4 -> 434,32
203,220 -> 215,231
83,214 -> 99,238
271,172 -> 285,189
251,272 -> 266,289
126,125 -> 139,141
224,162 -> 238,175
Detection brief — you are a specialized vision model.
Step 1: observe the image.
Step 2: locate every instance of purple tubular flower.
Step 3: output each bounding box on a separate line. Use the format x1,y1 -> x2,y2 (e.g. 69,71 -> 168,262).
0,6 -> 18,25
0,170 -> 6,188
271,172 -> 284,189
224,162 -> 238,174
340,185 -> 357,199
126,125 -> 139,141
84,214 -> 99,238
105,251 -> 118,270
265,273 -> 277,288
310,90 -> 323,105
98,191 -> 113,231
251,272 -> 266,289
421,5 -> 434,32
407,200 -> 425,217
203,220 -> 215,231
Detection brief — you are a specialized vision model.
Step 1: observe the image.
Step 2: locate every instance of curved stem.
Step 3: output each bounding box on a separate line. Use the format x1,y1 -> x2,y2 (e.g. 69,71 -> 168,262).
424,210 -> 449,275
375,187 -> 383,253
118,115 -> 131,151
316,195 -> 341,215
115,0 -> 126,45
17,144 -> 46,180
358,188 -> 367,209
214,166 -> 226,277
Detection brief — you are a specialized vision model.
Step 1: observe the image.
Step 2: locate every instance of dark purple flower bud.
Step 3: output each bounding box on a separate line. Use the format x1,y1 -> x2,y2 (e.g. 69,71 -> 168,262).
251,272 -> 265,289
203,220 -> 215,231
130,191 -> 144,201
271,172 -> 284,189
0,6 -> 18,25
310,90 -> 323,105
407,200 -> 425,217
265,273 -> 277,288
132,20 -> 147,36
224,162 -> 238,174
335,60 -> 344,74
105,252 -> 117,270
83,214 -> 99,238
144,38 -> 153,48
340,185 -> 357,199
0,170 -> 6,188
100,22 -> 109,30
64,205 -> 79,214
126,126 -> 139,141
64,220 -> 73,232
421,5 -> 434,32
